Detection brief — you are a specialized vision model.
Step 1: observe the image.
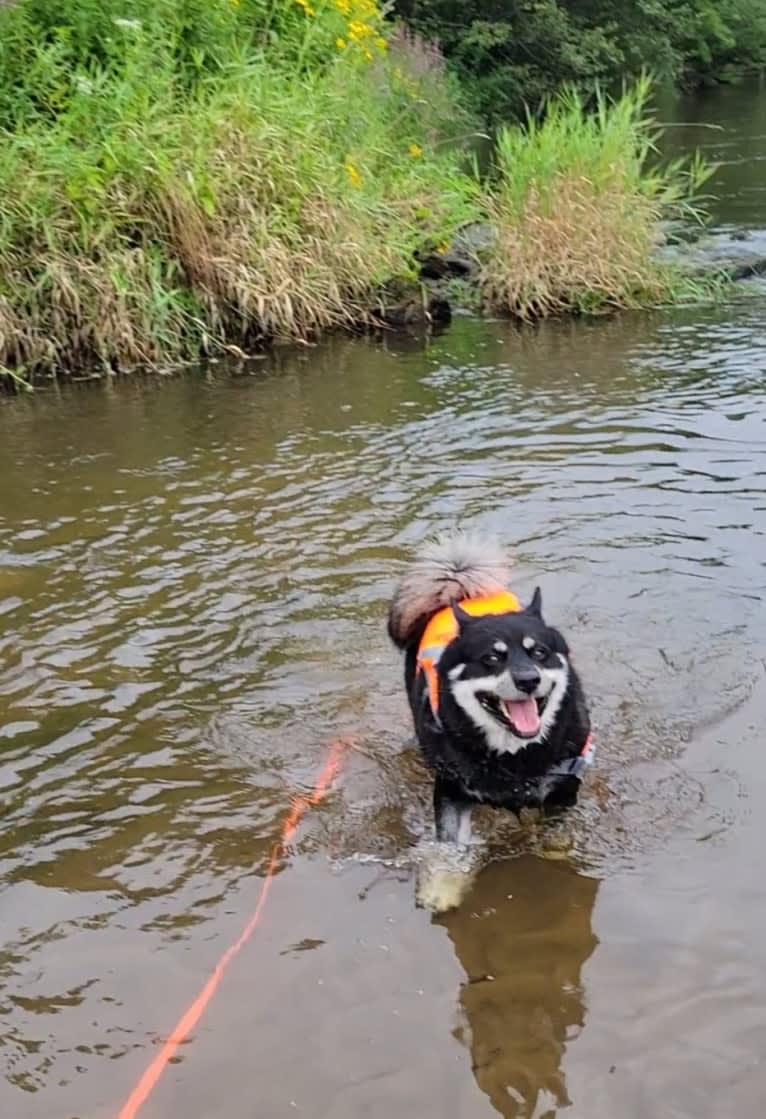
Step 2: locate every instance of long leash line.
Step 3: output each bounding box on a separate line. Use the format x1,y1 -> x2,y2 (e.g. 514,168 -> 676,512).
116,736 -> 351,1119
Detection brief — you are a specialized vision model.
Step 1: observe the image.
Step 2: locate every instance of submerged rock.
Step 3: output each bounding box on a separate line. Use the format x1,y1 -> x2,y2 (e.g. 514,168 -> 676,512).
370,279 -> 452,328
655,224 -> 766,283
657,219 -> 704,246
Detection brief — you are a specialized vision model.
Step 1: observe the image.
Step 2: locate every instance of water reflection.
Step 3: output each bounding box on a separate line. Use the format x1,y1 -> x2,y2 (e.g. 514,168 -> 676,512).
656,77 -> 766,228
439,857 -> 599,1118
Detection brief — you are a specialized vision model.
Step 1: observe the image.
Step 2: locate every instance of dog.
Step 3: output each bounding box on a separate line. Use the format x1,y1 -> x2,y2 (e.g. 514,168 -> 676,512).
388,533 -> 593,853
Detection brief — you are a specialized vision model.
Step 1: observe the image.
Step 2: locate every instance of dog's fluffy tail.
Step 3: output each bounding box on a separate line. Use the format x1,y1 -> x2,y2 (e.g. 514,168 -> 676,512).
387,532 -> 512,650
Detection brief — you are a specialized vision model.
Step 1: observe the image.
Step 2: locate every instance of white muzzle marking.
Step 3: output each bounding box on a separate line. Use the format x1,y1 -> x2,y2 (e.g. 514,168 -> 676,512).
449,656 -> 570,755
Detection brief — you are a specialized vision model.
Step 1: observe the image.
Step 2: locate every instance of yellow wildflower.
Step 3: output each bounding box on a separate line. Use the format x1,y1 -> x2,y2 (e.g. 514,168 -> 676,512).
345,161 -> 362,188
408,143 -> 423,158
364,48 -> 373,60
336,36 -> 347,49
375,36 -> 388,50
335,0 -> 351,12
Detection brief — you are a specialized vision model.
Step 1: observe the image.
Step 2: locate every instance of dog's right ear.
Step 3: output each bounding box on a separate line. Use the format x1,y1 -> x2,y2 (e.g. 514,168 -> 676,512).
452,603 -> 473,629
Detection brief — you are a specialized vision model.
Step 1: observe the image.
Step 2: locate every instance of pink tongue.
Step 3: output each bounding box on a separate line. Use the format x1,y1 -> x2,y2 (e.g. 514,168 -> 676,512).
505,698 -> 541,735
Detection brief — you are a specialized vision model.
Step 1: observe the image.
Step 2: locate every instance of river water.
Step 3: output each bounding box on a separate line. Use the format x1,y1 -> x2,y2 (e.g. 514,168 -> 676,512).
1,83 -> 766,1119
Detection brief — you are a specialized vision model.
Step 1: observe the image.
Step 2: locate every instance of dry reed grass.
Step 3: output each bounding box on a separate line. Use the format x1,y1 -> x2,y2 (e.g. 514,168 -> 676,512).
481,78 -> 713,319
482,174 -> 667,318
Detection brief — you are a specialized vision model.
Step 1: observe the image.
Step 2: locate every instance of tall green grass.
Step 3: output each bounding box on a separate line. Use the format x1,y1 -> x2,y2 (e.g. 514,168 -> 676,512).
481,76 -> 715,318
0,0 -> 479,380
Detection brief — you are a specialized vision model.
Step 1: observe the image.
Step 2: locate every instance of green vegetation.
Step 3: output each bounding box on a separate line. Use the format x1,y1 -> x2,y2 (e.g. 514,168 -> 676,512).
481,77 -> 713,318
394,1 -> 766,122
0,0 -> 479,381
0,0 -> 719,386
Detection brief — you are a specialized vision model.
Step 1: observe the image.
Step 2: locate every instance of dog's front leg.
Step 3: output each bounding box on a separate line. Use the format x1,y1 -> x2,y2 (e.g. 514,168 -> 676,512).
415,779 -> 479,914
433,778 -> 473,846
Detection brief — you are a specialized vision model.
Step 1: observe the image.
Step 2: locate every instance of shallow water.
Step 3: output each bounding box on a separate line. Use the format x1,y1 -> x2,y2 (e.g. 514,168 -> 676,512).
1,85 -> 766,1119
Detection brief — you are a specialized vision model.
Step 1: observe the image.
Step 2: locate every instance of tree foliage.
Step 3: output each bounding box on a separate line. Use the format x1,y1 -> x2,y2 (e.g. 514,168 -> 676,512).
394,1 -> 766,119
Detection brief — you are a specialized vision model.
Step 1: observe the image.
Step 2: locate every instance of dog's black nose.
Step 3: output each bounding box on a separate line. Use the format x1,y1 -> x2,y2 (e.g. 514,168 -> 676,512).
512,671 -> 540,695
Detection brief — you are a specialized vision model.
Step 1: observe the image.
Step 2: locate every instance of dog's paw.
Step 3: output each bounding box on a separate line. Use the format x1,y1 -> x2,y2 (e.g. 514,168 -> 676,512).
411,840 -> 482,915
537,827 -> 575,860
518,806 -> 544,828
416,865 -> 476,913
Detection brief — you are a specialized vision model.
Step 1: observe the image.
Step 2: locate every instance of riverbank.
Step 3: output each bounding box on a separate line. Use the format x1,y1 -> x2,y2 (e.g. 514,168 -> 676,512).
0,2 -> 718,387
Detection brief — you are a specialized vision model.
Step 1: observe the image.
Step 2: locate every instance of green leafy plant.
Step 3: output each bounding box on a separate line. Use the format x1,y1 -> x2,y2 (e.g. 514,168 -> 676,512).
481,76 -> 716,318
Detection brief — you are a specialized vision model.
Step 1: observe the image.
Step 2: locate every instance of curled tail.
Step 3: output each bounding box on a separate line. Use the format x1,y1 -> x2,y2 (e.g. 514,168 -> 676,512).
387,532 -> 513,650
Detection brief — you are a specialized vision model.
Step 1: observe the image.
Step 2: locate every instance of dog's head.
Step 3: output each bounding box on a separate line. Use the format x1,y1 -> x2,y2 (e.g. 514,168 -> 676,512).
439,589 -> 570,753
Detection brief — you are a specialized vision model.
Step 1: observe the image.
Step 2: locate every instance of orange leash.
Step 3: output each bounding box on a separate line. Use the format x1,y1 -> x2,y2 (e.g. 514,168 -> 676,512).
116,737 -> 350,1119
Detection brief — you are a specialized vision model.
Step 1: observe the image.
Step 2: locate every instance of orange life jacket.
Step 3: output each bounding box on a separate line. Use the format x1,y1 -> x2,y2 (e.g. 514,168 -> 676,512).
416,590 -> 522,716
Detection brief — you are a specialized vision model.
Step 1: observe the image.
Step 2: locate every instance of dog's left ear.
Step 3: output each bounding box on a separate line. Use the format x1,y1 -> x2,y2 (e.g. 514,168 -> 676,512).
525,586 -> 543,619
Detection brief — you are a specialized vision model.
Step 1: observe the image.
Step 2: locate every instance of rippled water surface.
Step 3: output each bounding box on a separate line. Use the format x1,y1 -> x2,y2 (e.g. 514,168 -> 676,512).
2,88 -> 766,1119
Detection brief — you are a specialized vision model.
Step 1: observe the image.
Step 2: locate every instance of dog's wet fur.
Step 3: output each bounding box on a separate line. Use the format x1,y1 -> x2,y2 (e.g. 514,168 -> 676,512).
388,534 -> 591,863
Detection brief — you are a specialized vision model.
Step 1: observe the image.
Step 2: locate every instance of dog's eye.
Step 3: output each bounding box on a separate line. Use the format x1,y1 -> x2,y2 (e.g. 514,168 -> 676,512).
530,644 -> 549,662
481,652 -> 501,668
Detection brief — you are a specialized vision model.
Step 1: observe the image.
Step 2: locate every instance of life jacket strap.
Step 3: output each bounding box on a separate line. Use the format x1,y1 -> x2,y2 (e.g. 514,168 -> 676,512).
417,644 -> 443,724
546,733 -> 596,779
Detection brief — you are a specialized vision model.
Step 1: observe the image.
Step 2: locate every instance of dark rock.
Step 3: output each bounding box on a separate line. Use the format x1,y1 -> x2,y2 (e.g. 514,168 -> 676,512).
657,219 -> 704,246
654,224 -> 766,284
415,222 -> 498,283
452,221 -> 498,256
417,251 -> 472,280
727,256 -> 766,280
427,293 -> 452,323
370,280 -> 452,327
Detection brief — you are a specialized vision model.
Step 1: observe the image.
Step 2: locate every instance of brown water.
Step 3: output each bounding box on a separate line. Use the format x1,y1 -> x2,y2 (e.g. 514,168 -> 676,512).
2,87 -> 766,1119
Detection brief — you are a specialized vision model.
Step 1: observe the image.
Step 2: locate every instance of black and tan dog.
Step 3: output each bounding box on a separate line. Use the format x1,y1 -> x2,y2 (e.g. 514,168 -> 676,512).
388,533 -> 593,854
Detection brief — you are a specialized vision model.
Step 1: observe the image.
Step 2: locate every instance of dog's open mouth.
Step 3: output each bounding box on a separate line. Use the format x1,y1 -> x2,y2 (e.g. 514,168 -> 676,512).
480,694 -> 548,739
